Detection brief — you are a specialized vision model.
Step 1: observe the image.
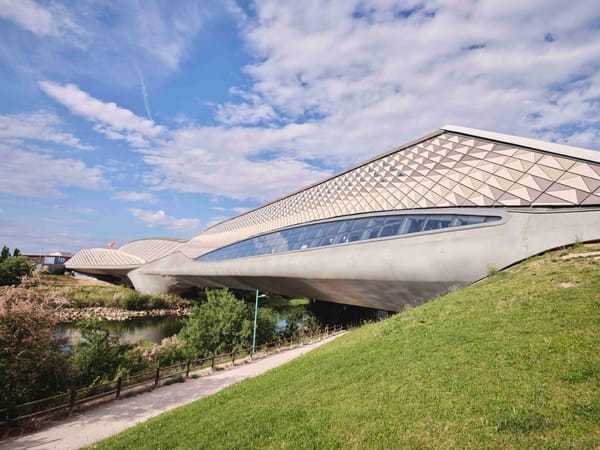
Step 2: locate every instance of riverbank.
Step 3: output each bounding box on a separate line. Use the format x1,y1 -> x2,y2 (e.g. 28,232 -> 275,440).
55,306 -> 189,322
0,333 -> 344,450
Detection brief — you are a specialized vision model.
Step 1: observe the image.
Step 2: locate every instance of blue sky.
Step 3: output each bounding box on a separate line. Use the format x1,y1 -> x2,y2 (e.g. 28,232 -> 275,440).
0,0 -> 599,254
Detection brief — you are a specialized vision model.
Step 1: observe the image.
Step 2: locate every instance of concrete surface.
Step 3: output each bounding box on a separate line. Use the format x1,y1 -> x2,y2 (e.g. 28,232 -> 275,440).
0,334 -> 343,450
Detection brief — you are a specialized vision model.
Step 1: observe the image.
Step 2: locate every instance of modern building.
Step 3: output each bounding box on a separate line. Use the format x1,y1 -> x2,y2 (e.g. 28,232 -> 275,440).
24,251 -> 74,274
67,125 -> 600,311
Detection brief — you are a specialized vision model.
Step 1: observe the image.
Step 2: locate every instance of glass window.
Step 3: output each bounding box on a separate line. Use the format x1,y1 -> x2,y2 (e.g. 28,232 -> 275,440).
351,219 -> 369,231
367,218 -> 385,228
348,230 -> 362,242
338,221 -> 353,233
452,216 -> 484,226
401,217 -> 426,234
197,213 -> 501,262
324,223 -> 341,236
384,216 -> 403,225
334,234 -> 349,244
380,221 -> 403,237
367,227 -> 381,239
423,216 -> 453,231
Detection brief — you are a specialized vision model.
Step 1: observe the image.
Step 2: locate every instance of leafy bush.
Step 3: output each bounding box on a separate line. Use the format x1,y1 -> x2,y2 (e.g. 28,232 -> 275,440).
123,291 -> 149,310
70,320 -> 150,386
0,283 -> 71,409
148,295 -> 167,309
143,336 -> 188,367
179,289 -> 277,359
0,256 -> 34,286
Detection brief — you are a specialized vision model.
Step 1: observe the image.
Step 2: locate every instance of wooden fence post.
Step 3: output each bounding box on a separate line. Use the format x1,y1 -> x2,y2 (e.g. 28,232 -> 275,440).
231,350 -> 235,365
69,388 -> 76,415
211,354 -> 215,369
154,367 -> 160,388
186,360 -> 191,378
116,377 -> 122,400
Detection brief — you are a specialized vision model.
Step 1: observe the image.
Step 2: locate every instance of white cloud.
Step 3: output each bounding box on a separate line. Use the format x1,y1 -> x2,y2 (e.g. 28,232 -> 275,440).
231,206 -> 251,214
0,0 -> 83,40
128,0 -> 600,205
224,0 -> 600,152
0,112 -> 92,150
215,89 -> 278,125
113,191 -> 159,203
33,0 -> 600,209
0,216 -> 105,254
0,145 -> 106,197
140,122 -> 332,201
39,81 -> 165,147
129,1 -> 212,70
129,208 -> 200,234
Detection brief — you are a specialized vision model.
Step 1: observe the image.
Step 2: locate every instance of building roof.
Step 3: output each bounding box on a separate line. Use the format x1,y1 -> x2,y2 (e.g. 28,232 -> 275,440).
195,125 -> 600,244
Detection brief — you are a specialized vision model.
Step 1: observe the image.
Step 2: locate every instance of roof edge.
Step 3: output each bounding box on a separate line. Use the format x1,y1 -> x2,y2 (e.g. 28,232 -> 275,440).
199,128 -> 445,236
442,125 -> 600,163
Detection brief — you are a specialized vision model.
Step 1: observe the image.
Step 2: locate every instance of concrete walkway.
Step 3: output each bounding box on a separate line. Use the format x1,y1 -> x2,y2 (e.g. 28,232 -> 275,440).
1,334 -> 343,450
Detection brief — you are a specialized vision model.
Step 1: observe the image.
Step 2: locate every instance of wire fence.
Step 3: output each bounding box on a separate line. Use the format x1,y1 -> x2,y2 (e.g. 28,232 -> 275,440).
0,324 -> 350,429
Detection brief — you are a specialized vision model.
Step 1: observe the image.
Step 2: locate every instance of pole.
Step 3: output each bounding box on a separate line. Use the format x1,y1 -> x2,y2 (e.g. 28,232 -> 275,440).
252,289 -> 259,354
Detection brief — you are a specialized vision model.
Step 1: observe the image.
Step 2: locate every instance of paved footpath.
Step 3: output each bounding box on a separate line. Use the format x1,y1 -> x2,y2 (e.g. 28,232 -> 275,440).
1,334 -> 343,450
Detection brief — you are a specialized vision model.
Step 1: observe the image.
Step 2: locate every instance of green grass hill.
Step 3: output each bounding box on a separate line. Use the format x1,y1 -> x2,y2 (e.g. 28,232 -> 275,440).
94,245 -> 600,449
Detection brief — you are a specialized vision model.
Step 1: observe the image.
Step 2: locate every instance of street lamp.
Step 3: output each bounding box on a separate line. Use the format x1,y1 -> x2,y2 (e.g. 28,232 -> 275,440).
252,289 -> 267,354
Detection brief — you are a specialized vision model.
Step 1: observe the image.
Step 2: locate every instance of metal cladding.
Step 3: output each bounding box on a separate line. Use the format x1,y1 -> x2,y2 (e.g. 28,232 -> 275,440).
66,238 -> 185,273
198,126 -> 600,244
66,126 -> 600,310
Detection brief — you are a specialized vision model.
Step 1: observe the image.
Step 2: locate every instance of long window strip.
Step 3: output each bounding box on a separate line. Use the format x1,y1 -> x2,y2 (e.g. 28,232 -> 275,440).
197,214 -> 498,262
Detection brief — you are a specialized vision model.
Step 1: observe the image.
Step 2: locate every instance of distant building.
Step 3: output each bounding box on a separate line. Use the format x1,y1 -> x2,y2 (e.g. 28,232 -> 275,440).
67,125 -> 600,311
24,251 -> 73,274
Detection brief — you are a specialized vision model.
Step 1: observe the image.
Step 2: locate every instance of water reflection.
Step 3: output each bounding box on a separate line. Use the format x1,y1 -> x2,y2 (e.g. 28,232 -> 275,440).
57,315 -> 184,345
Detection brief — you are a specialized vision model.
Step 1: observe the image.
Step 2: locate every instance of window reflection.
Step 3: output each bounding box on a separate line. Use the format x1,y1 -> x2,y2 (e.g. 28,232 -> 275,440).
197,214 -> 499,262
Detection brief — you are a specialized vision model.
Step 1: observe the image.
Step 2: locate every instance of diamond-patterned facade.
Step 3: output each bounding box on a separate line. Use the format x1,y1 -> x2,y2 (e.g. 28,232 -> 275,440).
202,131 -> 600,238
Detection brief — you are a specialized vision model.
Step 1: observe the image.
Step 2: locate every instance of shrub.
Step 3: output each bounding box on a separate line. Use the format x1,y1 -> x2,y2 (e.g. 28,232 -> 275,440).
123,291 -> 149,310
143,336 -> 188,367
0,256 -> 35,286
179,289 -> 276,359
0,283 -> 71,409
70,320 -> 150,386
149,295 -> 167,309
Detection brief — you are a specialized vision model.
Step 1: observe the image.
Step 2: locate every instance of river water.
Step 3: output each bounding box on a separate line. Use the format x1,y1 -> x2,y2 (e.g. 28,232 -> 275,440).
57,315 -> 184,345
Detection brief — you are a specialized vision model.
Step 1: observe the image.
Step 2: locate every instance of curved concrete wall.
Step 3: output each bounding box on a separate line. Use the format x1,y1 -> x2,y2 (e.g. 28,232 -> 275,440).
130,207 -> 600,310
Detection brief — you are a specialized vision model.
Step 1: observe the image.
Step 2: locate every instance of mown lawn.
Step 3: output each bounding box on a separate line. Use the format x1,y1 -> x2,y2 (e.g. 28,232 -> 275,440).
93,246 -> 600,449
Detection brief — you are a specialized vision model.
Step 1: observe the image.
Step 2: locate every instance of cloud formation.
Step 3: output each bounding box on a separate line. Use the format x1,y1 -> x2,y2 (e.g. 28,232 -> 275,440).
113,191 -> 158,203
230,0 -> 600,152
129,208 -> 201,234
0,145 -> 106,197
0,112 -> 92,150
136,0 -> 600,202
0,0 -> 83,39
40,81 -> 165,148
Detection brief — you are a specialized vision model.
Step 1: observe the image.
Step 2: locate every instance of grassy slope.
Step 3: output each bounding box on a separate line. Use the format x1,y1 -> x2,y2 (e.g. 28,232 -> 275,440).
95,246 -> 600,449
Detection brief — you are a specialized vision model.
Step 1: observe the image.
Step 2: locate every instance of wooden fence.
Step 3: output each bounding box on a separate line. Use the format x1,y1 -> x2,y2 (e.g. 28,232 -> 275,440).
0,325 -> 347,429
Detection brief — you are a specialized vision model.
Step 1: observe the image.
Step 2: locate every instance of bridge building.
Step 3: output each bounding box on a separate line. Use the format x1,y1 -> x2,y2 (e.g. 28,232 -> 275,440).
67,125 -> 600,311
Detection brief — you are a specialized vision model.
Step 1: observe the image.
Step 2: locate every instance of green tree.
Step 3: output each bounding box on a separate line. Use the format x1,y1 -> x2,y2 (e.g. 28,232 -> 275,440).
243,307 -> 278,346
0,256 -> 34,286
12,248 -> 21,257
0,284 -> 71,409
0,246 -> 9,262
179,289 -> 276,358
70,320 -> 149,387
